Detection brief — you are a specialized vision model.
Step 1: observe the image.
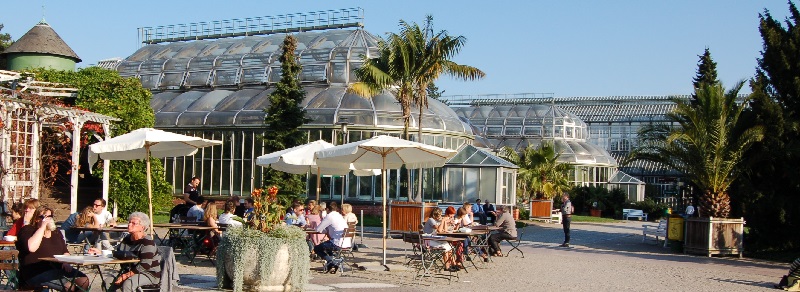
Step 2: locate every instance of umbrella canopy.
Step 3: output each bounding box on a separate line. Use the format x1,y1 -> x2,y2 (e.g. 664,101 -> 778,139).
315,135 -> 457,267
255,140 -> 378,201
89,128 -> 222,235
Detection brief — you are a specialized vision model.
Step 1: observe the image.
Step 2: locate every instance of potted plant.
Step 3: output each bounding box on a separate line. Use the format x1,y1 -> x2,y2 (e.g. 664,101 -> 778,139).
216,186 -> 310,291
631,82 -> 763,257
589,201 -> 603,217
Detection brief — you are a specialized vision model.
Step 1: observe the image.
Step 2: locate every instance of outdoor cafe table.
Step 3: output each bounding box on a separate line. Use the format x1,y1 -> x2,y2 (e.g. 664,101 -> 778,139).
40,256 -> 139,292
438,230 -> 495,270
72,226 -> 129,248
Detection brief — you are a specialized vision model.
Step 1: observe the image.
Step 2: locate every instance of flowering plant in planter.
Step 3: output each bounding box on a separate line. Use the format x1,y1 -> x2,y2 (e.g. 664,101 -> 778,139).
248,185 -> 286,232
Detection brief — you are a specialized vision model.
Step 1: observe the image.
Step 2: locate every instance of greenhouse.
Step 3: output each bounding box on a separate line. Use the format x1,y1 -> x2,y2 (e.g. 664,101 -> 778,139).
106,24 -> 509,204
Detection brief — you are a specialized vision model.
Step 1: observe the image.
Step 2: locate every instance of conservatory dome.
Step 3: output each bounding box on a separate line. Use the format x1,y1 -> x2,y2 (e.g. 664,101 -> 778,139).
454,104 -> 617,166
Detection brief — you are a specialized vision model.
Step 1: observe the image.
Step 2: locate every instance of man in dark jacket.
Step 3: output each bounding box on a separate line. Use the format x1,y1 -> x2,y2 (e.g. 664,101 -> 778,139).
484,201 -> 496,225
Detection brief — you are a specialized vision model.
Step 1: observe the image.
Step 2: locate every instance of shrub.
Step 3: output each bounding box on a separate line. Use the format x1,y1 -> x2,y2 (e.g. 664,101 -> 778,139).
629,198 -> 669,221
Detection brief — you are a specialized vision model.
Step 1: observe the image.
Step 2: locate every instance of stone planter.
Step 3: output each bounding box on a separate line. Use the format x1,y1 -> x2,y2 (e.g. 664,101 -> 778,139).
683,217 -> 744,257
217,227 -> 310,292
590,208 -> 602,217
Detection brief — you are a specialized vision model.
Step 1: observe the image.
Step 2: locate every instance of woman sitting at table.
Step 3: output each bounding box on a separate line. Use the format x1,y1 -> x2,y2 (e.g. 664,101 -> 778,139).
455,207 -> 473,228
423,208 -> 459,272
305,204 -> 324,257
218,201 -> 243,228
7,199 -> 39,238
16,206 -> 89,291
203,202 -> 221,237
61,206 -> 98,244
89,212 -> 161,292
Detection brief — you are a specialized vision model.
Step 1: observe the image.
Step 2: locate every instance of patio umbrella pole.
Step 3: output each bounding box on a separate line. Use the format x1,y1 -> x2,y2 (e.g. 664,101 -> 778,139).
146,144 -> 154,237
316,167 -> 321,202
382,153 -> 387,268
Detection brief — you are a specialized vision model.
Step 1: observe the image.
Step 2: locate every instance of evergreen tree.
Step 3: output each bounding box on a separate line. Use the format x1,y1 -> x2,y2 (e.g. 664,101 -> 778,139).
262,35 -> 310,200
426,82 -> 447,104
692,48 -> 718,89
733,2 -> 800,251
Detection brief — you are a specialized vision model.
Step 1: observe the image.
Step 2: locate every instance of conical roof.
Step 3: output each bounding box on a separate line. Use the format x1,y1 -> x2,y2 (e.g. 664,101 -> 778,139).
2,21 -> 81,62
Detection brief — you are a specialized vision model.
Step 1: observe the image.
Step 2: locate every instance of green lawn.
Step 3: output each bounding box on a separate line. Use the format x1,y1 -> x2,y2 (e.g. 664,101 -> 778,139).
570,215 -> 620,223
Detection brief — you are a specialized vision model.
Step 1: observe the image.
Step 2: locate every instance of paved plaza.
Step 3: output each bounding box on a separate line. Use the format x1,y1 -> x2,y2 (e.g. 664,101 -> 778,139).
169,221 -> 787,291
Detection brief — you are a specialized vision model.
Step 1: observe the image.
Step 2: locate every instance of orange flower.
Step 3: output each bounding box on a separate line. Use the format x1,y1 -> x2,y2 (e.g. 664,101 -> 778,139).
267,185 -> 279,196
254,201 -> 262,209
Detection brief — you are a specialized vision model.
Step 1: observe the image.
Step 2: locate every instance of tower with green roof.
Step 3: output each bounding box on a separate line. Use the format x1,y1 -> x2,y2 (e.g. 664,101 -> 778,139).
1,20 -> 81,71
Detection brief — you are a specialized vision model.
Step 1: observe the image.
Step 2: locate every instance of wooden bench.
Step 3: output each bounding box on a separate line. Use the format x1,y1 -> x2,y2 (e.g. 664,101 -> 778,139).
623,209 -> 648,221
642,219 -> 668,247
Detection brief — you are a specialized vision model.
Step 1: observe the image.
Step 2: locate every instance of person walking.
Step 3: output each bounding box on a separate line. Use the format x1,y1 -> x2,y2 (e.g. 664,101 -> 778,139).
560,193 -> 573,247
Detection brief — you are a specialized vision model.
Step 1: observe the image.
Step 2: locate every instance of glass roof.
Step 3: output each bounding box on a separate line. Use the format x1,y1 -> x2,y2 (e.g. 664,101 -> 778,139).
117,29 -> 378,89
151,86 -> 472,135
455,104 -> 616,167
609,171 -> 645,184
445,145 -> 518,168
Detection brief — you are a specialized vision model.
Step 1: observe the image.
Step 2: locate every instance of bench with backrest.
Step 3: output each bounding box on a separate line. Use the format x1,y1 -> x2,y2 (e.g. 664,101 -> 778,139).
624,209 -> 648,221
642,219 -> 668,247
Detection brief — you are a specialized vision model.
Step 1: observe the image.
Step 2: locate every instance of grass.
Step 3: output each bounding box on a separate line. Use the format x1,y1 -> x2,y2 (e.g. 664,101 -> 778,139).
570,215 -> 620,223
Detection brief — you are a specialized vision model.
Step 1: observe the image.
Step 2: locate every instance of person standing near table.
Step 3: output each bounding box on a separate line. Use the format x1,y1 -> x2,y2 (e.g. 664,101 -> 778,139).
560,193 -> 574,247
182,177 -> 201,207
90,212 -> 161,292
17,206 -> 89,291
488,205 -> 517,257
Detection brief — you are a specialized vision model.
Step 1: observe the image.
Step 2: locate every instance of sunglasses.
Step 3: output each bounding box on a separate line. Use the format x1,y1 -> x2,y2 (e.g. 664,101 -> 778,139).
93,204 -> 104,207
38,215 -> 53,219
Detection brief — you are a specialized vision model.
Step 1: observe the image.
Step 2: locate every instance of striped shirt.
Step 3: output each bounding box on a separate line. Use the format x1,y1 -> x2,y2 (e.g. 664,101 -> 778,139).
114,235 -> 162,281
790,258 -> 800,277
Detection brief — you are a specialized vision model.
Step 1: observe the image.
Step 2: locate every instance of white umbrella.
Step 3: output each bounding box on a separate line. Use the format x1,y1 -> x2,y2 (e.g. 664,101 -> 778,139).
88,128 -> 222,235
255,140 -> 379,201
315,135 -> 457,267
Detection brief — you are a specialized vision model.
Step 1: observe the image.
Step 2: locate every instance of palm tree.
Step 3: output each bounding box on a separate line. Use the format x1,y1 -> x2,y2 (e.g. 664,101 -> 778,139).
631,82 -> 763,217
500,142 -> 572,201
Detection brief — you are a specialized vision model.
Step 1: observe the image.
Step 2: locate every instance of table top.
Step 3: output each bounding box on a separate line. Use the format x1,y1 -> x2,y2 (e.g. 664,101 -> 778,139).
72,226 -> 128,232
422,235 -> 462,242
470,225 -> 501,231
0,240 -> 15,247
437,230 -> 490,237
159,225 -> 216,231
40,256 -> 139,266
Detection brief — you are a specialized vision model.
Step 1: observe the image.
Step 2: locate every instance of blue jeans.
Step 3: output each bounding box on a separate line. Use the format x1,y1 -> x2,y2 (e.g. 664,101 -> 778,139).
313,240 -> 340,265
26,268 -> 88,291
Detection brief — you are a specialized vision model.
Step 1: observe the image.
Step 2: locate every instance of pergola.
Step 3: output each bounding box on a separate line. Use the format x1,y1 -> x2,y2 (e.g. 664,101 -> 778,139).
0,70 -> 119,213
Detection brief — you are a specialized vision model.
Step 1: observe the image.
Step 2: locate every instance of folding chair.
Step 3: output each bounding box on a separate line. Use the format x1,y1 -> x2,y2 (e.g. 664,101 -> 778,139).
414,232 -> 458,284
504,230 -> 524,258
137,246 -> 177,292
0,250 -> 18,290
329,227 -> 356,275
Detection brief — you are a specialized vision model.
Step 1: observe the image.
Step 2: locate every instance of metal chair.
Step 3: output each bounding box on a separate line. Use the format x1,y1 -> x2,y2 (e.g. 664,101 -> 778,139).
504,230 -> 524,258
137,246 -> 176,292
328,227 -> 357,275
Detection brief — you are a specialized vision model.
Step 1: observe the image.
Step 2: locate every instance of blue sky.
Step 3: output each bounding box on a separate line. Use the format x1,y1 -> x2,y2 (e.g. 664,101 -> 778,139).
1,1 -> 793,97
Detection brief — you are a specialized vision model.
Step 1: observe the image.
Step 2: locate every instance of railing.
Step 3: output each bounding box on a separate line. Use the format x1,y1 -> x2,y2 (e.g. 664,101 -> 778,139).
654,196 -> 694,213
138,7 -> 364,45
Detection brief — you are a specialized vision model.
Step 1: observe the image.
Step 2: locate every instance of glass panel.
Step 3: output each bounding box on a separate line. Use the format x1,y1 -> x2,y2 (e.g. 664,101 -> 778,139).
234,111 -> 265,125
480,169 -> 497,203
155,112 -> 180,127
206,112 -> 236,125
160,72 -> 185,87
375,112 -> 405,127
464,168 -> 479,202
505,126 -> 522,136
446,168 -> 463,203
267,66 -> 282,83
242,89 -> 275,110
306,109 -> 336,125
151,92 -> 182,113
139,74 -> 161,89
187,90 -> 233,111
330,62 -> 347,83
300,64 -> 327,82
185,71 -> 210,86
240,67 -> 267,84
214,69 -> 239,86
336,110 -> 374,126
159,91 -> 206,112
339,93 -> 372,110
305,88 -> 344,109
371,93 -> 401,112
177,112 -> 209,126
215,89 -> 264,111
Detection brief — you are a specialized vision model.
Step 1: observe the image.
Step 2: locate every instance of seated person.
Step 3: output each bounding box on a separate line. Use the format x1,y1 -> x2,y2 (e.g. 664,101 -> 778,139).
455,207 -> 473,228
471,199 -> 487,225
7,199 -> 40,238
218,201 -> 243,228
314,203 -> 350,274
203,202 -> 221,237
424,208 -> 459,272
242,198 -> 255,221
484,201 -> 497,224
60,206 -> 98,244
776,257 -> 800,290
16,206 -> 89,291
488,205 -> 517,257
89,212 -> 161,292
186,198 -> 207,222
284,203 -> 307,227
230,196 -> 246,218
305,205 -> 324,256
92,198 -> 116,227
342,203 -> 358,226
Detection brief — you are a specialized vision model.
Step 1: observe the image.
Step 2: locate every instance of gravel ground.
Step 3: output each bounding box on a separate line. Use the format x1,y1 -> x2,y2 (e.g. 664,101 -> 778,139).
168,221 -> 787,292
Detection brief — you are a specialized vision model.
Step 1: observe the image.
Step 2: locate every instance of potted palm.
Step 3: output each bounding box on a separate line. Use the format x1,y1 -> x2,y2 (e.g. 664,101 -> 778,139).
632,82 -> 763,257
216,186 -> 310,291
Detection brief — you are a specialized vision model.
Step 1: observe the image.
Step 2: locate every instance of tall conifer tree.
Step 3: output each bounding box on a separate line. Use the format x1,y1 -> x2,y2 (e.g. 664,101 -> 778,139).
262,35 -> 310,198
